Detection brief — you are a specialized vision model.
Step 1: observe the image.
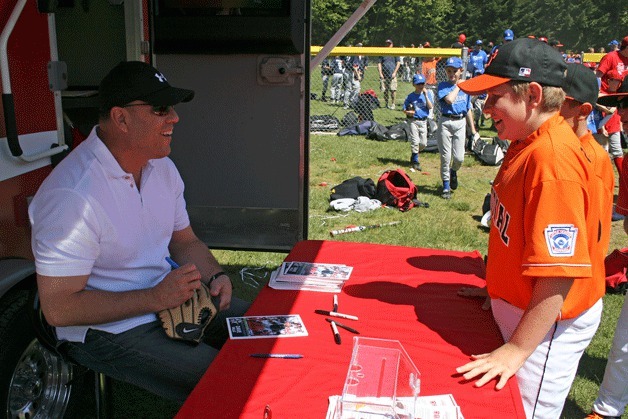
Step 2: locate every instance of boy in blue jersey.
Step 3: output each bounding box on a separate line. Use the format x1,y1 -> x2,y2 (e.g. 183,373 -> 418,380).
469,40 -> 488,76
403,74 -> 434,171
469,40 -> 489,128
437,57 -> 479,198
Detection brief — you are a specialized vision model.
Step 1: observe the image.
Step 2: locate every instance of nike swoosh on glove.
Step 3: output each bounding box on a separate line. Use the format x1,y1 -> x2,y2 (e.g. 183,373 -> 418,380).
158,282 -> 218,343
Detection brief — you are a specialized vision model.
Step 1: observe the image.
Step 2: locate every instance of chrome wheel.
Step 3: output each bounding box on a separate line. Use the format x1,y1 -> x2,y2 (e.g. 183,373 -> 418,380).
7,339 -> 71,419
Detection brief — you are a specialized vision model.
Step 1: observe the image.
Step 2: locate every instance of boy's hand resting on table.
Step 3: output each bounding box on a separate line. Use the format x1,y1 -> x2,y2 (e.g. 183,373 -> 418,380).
455,342 -> 529,390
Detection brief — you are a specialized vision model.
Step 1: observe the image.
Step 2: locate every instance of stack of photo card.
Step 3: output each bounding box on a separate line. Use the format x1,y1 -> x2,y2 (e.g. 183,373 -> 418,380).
268,261 -> 353,293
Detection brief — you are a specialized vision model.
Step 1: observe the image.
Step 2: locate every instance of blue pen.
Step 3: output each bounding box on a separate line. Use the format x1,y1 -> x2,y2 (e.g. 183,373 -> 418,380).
165,256 -> 180,269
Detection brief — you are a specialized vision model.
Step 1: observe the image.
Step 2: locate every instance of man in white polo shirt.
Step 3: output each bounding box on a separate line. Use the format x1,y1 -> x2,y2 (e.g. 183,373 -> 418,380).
29,61 -> 249,403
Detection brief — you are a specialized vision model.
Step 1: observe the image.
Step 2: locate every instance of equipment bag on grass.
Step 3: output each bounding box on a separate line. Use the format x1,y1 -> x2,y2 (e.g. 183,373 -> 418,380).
310,115 -> 340,131
472,137 -> 507,166
376,169 -> 418,212
383,123 -> 410,142
605,248 -> 628,294
330,177 -> 376,200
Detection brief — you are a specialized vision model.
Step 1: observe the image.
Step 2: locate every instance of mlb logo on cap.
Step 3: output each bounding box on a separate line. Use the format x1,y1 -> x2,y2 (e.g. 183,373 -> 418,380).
518,67 -> 532,77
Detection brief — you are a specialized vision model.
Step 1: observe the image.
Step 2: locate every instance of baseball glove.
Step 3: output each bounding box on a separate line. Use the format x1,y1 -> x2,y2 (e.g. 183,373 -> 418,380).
158,282 -> 218,343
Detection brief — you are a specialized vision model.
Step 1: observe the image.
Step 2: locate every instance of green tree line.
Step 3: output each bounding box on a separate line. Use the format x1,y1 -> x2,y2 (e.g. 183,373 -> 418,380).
312,0 -> 628,52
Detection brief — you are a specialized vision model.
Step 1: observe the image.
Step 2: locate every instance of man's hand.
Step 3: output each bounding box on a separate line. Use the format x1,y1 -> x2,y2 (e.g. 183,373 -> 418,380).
456,342 -> 529,389
209,275 -> 233,311
153,263 -> 202,310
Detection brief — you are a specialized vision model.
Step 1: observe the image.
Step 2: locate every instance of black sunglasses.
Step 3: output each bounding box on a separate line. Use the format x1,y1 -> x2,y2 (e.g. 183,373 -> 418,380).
123,103 -> 174,116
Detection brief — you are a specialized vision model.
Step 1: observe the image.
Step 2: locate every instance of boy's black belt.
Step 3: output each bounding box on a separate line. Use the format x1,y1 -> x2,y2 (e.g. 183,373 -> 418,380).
442,114 -> 465,119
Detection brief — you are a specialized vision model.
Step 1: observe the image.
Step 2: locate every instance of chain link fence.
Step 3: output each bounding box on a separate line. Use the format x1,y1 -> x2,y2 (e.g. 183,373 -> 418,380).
310,51 -> 469,134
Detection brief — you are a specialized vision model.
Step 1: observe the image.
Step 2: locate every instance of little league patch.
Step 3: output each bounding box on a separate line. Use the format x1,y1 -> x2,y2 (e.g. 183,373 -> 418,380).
544,224 -> 578,257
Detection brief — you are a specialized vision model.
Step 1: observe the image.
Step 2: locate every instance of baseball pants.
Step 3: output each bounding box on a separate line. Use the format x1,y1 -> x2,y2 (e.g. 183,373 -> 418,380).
592,292 -> 628,417
491,297 -> 603,419
321,74 -> 329,99
330,73 -> 344,102
407,119 -> 428,154
344,79 -> 360,107
437,117 -> 466,182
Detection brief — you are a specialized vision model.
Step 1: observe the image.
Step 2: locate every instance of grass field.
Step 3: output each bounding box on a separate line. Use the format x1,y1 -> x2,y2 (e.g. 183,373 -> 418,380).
100,81 -> 627,418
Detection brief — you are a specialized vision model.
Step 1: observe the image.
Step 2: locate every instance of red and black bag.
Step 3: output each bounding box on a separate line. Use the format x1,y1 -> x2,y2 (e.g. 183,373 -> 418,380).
376,169 -> 418,212
605,248 -> 628,294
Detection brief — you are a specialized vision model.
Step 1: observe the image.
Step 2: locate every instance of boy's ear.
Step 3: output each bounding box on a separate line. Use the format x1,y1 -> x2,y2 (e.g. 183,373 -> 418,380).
579,102 -> 593,117
527,82 -> 543,107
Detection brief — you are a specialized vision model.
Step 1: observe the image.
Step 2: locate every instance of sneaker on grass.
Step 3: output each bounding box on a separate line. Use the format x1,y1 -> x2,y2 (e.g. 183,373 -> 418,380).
450,169 -> 458,190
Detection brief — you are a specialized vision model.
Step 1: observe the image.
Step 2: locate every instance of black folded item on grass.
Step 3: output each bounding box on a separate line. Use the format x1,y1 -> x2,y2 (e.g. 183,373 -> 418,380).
330,177 -> 377,200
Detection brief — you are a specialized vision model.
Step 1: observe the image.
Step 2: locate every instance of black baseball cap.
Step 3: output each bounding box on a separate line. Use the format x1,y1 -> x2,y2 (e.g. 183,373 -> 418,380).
99,61 -> 194,112
563,63 -> 598,107
458,38 -> 567,95
597,81 -> 628,107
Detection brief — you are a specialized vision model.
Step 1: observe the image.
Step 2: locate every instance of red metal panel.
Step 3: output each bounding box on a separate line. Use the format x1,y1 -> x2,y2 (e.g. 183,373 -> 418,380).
0,0 -> 55,137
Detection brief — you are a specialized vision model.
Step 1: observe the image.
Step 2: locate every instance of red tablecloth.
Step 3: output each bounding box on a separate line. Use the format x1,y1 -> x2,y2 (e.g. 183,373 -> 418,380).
177,240 -> 525,418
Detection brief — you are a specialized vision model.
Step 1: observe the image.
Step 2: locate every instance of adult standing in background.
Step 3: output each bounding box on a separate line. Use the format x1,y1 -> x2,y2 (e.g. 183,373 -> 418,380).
608,39 -> 620,52
378,39 -> 401,110
596,36 -> 628,93
451,33 -> 466,48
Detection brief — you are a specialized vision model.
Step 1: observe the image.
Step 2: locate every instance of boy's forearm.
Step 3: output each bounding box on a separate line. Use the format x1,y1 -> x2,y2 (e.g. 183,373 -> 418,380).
507,277 -> 574,354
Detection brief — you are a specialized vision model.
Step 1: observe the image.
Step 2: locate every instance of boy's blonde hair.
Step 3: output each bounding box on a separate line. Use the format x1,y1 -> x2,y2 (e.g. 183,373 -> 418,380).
510,81 -> 565,112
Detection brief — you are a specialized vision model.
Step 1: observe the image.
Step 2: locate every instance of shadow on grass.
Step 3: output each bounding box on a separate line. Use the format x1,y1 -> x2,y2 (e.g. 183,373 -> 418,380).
417,184 -> 443,197
562,398 -> 588,418
376,156 -> 410,167
575,351 -> 608,385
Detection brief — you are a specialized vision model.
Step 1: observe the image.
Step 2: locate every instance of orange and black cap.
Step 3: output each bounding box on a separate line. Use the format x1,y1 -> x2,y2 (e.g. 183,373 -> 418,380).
458,38 -> 567,95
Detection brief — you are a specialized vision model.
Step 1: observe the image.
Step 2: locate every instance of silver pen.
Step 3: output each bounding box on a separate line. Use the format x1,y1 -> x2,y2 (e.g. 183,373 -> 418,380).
250,353 -> 303,359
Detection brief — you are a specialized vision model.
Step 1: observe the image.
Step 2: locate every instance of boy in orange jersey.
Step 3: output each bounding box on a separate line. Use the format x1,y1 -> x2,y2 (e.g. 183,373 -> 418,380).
455,38 -> 603,419
561,62 -> 614,288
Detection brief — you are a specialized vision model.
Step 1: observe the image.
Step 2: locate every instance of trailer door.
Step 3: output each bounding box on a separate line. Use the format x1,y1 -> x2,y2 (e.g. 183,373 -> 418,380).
153,0 -> 309,251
